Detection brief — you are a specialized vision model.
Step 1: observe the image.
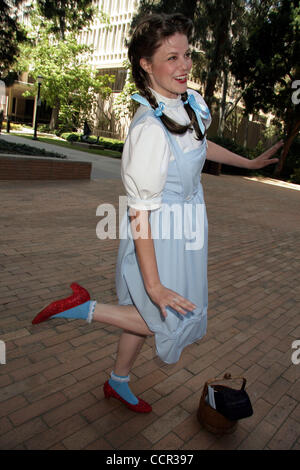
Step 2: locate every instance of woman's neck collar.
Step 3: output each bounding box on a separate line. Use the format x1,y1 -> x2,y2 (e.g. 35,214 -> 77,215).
149,88 -> 183,107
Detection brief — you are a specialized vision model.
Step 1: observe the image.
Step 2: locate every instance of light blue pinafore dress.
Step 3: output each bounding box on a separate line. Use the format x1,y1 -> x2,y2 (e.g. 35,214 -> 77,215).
116,102 -> 209,364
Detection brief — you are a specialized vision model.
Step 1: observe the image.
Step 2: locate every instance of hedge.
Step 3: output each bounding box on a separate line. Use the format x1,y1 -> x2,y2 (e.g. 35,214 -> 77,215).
61,133 -> 124,152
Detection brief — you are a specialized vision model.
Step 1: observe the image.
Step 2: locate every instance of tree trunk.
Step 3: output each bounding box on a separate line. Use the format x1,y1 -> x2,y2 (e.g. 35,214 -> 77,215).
225,91 -> 244,121
204,1 -> 232,106
243,116 -> 249,148
273,118 -> 300,176
59,16 -> 65,40
50,106 -> 59,130
217,69 -> 229,137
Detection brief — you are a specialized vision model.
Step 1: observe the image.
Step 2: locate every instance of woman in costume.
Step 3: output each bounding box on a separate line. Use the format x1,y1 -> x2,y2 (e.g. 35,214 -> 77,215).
32,13 -> 283,413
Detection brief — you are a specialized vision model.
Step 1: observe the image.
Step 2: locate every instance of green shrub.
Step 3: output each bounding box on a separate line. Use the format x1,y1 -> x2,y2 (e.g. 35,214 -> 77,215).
0,138 -> 65,158
61,132 -> 80,142
61,132 -> 124,151
96,137 -> 124,152
281,137 -> 300,179
38,124 -> 52,133
254,136 -> 300,181
9,122 -> 23,131
208,135 -> 300,184
67,133 -> 80,142
290,168 -> 300,184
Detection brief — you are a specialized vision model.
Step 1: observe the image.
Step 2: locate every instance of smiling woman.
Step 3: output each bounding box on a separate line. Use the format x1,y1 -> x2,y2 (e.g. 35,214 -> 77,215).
139,33 -> 192,98
128,14 -> 205,140
31,12 -> 282,416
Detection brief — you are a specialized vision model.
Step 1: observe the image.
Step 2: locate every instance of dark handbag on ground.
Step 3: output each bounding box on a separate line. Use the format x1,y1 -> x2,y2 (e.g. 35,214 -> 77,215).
212,377 -> 253,421
197,373 -> 253,435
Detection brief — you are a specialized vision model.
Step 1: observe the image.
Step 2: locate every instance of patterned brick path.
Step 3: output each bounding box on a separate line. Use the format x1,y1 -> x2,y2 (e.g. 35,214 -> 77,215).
0,173 -> 299,450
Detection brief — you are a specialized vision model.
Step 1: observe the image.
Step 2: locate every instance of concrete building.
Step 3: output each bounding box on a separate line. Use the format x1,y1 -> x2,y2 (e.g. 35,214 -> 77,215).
80,0 -> 138,73
77,0 -> 140,139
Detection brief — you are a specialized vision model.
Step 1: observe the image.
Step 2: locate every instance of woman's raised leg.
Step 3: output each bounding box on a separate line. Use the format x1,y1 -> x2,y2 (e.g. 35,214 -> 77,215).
32,282 -> 154,337
92,303 -> 154,336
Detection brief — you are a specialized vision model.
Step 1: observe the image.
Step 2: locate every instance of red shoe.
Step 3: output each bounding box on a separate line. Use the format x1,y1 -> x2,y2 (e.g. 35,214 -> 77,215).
103,380 -> 152,413
32,283 -> 90,325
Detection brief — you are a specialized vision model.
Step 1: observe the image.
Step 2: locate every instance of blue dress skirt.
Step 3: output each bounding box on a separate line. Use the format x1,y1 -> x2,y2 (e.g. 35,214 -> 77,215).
116,109 -> 208,364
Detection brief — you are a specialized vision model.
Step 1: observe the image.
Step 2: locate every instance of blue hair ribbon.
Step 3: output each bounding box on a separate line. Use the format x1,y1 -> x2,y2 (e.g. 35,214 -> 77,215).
131,92 -> 210,133
131,93 -> 149,107
131,93 -> 165,118
154,102 -> 165,117
183,93 -> 210,135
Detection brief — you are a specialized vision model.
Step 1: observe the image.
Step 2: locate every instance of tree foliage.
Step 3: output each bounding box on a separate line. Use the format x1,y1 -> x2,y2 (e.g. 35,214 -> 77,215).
16,12 -> 114,131
35,0 -> 101,39
230,0 -> 300,175
113,61 -> 138,120
0,0 -> 28,78
131,0 -> 299,176
0,0 -> 106,76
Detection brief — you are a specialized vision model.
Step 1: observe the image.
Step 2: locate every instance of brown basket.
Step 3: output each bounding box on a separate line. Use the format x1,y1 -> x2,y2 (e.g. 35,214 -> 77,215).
197,373 -> 246,435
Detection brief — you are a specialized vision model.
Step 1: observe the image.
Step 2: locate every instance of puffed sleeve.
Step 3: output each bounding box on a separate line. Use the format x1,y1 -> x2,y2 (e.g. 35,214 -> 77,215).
189,89 -> 212,131
121,117 -> 170,211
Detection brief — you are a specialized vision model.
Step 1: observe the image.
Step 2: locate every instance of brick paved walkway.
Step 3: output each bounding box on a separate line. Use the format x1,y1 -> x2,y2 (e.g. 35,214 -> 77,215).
0,174 -> 299,450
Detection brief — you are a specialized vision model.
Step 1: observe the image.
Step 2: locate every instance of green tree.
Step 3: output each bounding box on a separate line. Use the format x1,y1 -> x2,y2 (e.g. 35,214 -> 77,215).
0,0 -> 28,78
17,21 -> 114,130
35,0 -> 100,40
230,0 -> 300,176
113,63 -> 138,120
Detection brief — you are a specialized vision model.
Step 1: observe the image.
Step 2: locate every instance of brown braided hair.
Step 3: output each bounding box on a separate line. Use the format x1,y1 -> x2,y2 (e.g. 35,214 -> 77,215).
128,13 -> 205,140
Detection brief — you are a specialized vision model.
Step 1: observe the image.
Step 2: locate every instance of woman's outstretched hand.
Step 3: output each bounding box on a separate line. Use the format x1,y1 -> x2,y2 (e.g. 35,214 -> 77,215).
249,139 -> 284,170
147,283 -> 196,318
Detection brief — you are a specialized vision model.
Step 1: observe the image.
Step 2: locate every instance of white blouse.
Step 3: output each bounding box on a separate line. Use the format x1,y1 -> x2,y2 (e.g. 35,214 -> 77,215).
121,88 -> 211,211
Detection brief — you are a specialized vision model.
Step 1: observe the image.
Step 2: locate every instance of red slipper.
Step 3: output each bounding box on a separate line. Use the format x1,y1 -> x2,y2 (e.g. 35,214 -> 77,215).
103,380 -> 152,413
32,283 -> 90,325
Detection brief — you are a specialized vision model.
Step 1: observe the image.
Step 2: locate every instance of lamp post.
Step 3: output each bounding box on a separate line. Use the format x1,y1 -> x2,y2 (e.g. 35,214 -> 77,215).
33,75 -> 43,140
